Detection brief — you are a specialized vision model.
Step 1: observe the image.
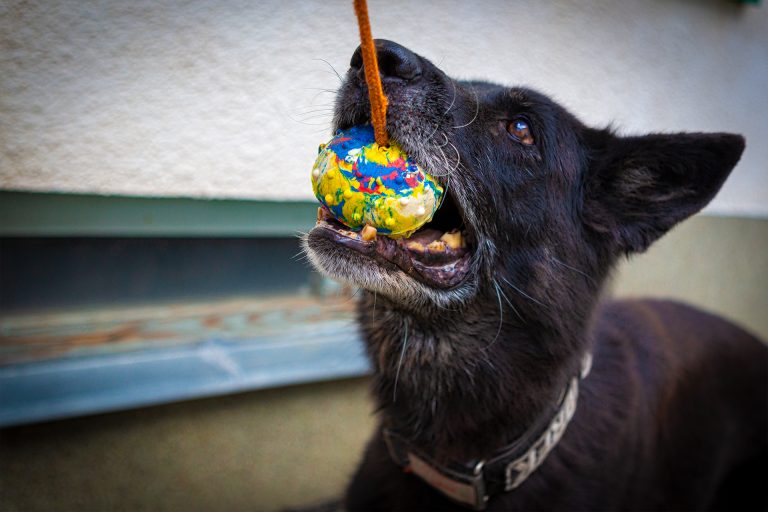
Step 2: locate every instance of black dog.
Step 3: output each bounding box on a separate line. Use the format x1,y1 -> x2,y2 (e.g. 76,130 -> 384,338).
304,40 -> 767,511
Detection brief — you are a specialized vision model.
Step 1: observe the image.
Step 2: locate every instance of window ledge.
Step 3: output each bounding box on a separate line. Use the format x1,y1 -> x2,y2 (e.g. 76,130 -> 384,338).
0,294 -> 370,427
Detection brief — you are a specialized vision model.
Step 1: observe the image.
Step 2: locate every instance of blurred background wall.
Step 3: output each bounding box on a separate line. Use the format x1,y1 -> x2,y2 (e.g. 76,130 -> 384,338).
1,1 -> 766,511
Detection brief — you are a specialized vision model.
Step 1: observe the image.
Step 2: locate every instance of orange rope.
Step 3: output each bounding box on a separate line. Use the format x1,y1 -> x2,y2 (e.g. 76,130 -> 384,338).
353,0 -> 389,146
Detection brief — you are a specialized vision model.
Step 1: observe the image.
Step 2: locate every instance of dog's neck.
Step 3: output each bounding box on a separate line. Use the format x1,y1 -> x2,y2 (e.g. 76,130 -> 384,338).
357,289 -> 595,462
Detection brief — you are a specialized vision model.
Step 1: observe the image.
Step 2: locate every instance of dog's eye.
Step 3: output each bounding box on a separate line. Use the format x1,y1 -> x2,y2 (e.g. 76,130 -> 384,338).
507,119 -> 534,145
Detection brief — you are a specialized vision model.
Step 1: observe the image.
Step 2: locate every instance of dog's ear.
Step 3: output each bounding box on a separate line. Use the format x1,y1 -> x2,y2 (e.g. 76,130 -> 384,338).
582,129 -> 744,253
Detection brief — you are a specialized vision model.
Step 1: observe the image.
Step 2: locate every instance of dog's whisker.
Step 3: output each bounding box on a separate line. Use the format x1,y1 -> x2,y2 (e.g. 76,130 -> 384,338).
294,107 -> 336,117
293,106 -> 336,115
551,257 -> 596,285
427,139 -> 458,178
483,147 -> 497,176
312,57 -> 344,83
452,87 -> 479,129
483,280 -> 505,351
303,87 -> 338,97
372,291 -> 377,327
524,223 -> 533,239
444,79 -> 457,116
424,121 -> 443,143
437,145 -> 456,177
309,90 -> 338,104
495,279 -> 525,324
432,131 -> 449,149
501,276 -> 546,308
393,317 -> 409,402
341,287 -> 362,305
447,141 -> 462,175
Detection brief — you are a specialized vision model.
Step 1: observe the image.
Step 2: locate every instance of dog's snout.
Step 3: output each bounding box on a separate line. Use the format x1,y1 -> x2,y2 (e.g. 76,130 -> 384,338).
350,39 -> 422,83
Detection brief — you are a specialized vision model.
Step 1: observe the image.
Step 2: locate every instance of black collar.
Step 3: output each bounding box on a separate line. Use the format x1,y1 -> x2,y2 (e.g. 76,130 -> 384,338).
383,354 -> 592,510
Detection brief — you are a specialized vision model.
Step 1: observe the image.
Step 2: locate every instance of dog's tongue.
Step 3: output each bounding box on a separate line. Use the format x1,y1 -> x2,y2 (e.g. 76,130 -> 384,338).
403,228 -> 443,245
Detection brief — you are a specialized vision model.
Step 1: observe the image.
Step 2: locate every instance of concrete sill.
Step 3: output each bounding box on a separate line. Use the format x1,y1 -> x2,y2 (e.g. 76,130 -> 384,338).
0,294 -> 370,427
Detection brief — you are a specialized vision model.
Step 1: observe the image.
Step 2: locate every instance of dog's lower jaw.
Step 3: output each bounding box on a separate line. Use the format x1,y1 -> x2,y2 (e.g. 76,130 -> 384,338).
357,290 -> 590,462
302,232 -> 480,312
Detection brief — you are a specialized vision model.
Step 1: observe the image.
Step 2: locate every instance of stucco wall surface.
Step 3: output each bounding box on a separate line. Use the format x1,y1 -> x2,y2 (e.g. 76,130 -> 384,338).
1,0 -> 766,215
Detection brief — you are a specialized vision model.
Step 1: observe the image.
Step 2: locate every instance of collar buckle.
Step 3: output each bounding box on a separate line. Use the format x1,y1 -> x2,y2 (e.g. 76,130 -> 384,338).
384,429 -> 489,510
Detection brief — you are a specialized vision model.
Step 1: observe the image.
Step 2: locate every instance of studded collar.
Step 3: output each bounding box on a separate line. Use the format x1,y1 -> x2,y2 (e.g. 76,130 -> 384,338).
383,353 -> 593,510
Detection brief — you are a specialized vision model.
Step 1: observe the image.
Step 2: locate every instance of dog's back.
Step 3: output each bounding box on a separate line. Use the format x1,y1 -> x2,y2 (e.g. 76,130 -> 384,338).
582,299 -> 768,510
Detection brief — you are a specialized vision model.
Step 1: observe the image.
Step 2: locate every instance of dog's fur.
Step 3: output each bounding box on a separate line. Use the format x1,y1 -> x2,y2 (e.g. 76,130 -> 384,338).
303,40 -> 767,511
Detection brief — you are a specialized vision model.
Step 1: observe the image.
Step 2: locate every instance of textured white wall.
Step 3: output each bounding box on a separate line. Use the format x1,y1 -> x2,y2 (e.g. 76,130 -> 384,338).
1,0 -> 766,215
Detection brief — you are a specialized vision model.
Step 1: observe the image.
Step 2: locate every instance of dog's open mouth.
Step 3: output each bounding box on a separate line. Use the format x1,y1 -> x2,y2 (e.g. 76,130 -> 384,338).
312,187 -> 474,289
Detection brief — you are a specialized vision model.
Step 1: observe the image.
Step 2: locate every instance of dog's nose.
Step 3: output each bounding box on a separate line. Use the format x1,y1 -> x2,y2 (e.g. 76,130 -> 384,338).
350,39 -> 422,82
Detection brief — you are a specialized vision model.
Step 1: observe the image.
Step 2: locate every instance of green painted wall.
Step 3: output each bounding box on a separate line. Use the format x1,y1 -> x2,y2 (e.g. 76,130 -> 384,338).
0,192 -> 319,237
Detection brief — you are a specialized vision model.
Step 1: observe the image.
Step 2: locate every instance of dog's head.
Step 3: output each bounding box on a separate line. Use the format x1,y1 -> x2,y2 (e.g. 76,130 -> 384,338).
304,40 -> 744,317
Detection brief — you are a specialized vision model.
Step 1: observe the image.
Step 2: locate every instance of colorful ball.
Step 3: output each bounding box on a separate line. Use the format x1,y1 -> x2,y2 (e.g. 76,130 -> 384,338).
311,125 -> 444,238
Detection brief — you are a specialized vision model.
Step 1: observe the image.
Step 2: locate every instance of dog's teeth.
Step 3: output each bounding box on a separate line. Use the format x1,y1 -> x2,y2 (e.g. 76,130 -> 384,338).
426,240 -> 446,252
317,207 -> 331,221
317,206 -> 334,222
361,224 -> 377,241
440,230 -> 464,249
406,241 -> 425,252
